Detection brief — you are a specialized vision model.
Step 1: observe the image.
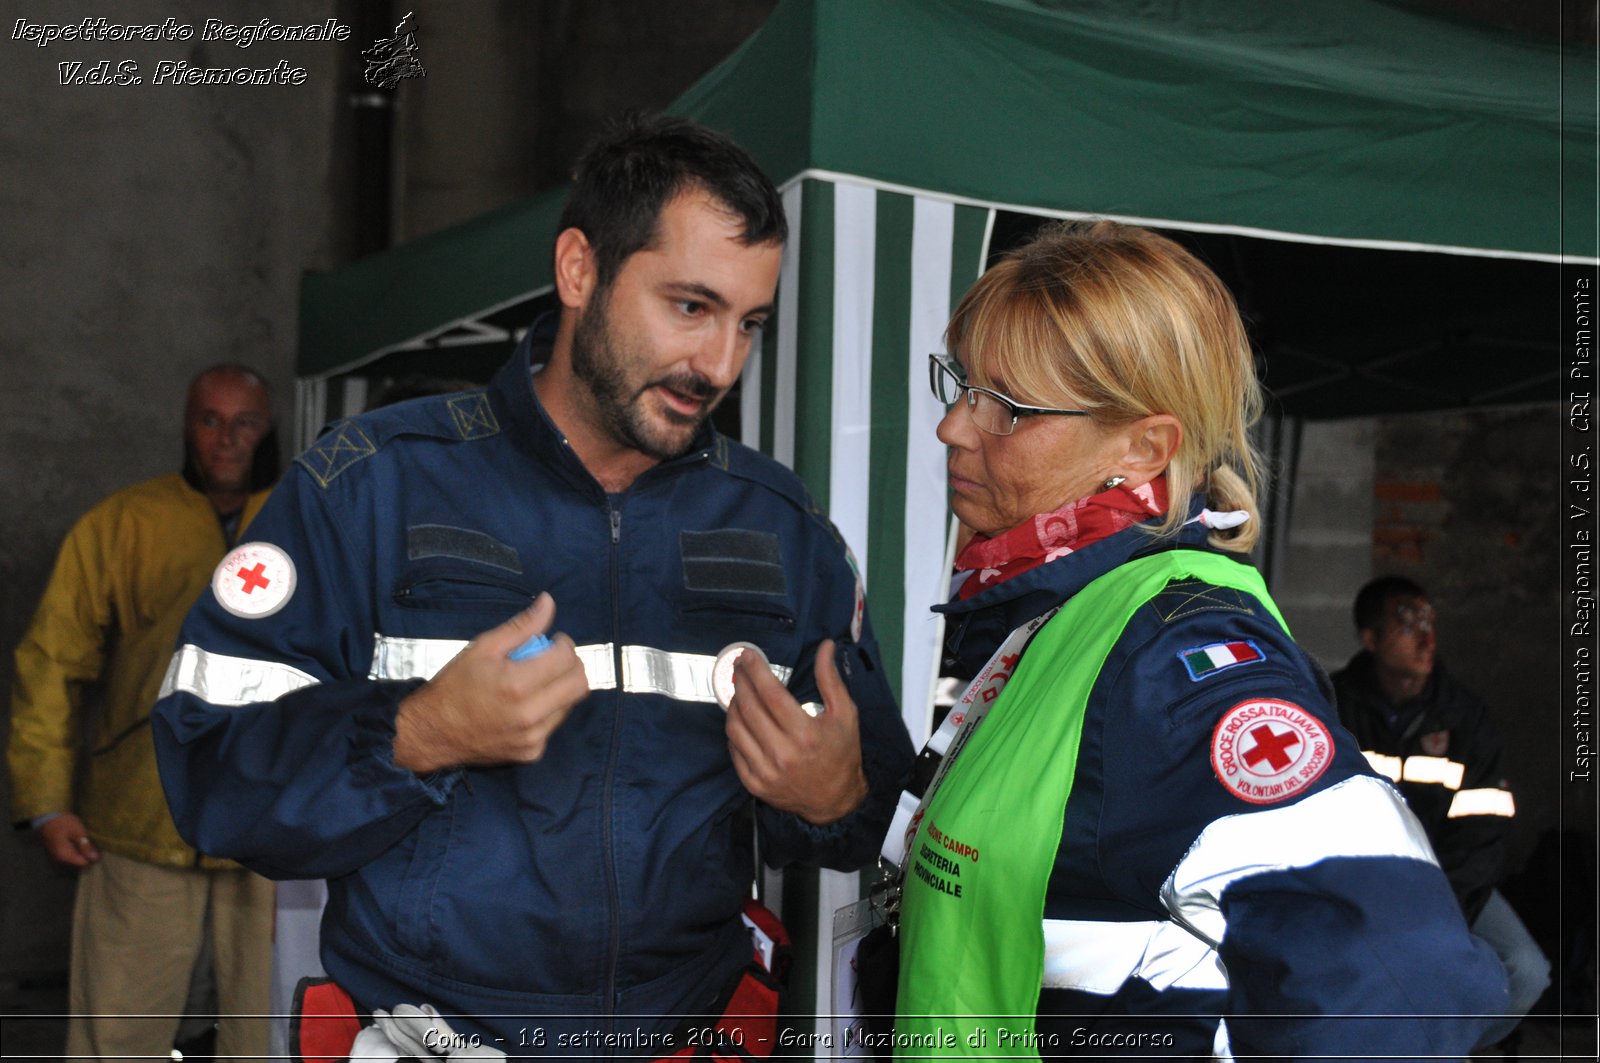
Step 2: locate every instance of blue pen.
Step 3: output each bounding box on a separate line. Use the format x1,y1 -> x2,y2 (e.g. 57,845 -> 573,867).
508,633 -> 552,661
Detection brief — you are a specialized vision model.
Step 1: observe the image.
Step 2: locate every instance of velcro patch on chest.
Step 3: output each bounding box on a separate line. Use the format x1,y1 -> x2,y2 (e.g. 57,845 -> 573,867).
1210,698 -> 1334,804
1179,639 -> 1265,681
407,524 -> 522,573
680,529 -> 786,595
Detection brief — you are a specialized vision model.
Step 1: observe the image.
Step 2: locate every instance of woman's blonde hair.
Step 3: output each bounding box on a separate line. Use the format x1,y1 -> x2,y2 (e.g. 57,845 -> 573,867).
944,219 -> 1265,553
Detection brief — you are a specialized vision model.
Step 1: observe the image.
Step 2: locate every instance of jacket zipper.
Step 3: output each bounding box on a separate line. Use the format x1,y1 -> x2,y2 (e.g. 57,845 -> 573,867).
602,498 -> 624,1034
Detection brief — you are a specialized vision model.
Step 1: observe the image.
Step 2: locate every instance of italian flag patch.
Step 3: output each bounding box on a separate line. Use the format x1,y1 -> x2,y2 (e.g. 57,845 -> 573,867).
1179,640 -> 1265,681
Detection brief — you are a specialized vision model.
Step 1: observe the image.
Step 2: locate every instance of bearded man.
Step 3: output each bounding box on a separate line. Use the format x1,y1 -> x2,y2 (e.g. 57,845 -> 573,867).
152,113 -> 912,1056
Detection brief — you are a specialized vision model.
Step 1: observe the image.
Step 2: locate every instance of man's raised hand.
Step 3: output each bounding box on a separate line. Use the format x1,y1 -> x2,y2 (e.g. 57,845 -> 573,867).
393,593 -> 589,774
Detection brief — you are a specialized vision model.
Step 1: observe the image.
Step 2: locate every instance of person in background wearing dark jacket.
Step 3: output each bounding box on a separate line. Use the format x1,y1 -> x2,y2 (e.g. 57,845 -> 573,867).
1333,576 -> 1550,1046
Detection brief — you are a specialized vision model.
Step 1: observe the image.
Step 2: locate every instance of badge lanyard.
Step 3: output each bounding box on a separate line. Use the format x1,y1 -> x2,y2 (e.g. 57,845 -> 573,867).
879,605 -> 1061,869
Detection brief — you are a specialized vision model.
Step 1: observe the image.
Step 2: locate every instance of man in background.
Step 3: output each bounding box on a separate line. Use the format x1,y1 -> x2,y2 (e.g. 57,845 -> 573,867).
1332,575 -> 1549,1046
8,365 -> 280,1061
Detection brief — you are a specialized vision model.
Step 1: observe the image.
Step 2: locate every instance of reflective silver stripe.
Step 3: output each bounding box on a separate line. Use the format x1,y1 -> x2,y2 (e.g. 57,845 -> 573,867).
1041,918 -> 1227,993
366,636 -> 791,703
619,644 -> 792,704
369,636 -> 618,687
576,644 -> 616,691
1362,750 -> 1403,782
1401,754 -> 1466,790
1161,775 -> 1437,947
1448,787 -> 1516,818
368,636 -> 469,682
159,644 -> 320,706
620,645 -> 712,701
1363,750 -> 1469,790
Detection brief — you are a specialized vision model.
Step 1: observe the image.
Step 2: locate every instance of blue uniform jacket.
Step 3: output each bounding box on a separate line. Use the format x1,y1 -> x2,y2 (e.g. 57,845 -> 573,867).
152,344 -> 914,1048
935,519 -> 1508,1060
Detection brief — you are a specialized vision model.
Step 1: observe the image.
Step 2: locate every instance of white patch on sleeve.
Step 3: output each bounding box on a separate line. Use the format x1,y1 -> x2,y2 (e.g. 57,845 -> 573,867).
212,541 -> 297,619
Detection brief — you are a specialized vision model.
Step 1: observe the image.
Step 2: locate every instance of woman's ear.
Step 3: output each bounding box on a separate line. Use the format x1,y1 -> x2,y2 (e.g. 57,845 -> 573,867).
553,227 -> 597,311
1116,414 -> 1183,486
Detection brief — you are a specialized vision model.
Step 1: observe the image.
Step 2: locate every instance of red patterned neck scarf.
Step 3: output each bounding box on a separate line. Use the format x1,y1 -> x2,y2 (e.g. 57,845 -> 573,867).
954,476 -> 1169,599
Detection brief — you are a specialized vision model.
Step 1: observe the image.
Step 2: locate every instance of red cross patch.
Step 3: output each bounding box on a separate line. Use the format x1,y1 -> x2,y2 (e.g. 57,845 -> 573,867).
212,542 -> 297,619
1210,699 -> 1333,805
844,546 -> 866,644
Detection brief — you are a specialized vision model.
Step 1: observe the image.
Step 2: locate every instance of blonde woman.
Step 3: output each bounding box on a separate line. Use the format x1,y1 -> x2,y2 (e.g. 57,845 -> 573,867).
890,221 -> 1508,1059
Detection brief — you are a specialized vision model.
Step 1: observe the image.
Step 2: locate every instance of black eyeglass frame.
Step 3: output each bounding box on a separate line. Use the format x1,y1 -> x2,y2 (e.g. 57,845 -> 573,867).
927,353 -> 1091,436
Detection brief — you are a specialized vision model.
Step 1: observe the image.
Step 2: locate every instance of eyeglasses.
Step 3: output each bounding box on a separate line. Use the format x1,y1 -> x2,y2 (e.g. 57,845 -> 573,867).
928,354 -> 1090,436
196,413 -> 270,438
1388,600 -> 1436,637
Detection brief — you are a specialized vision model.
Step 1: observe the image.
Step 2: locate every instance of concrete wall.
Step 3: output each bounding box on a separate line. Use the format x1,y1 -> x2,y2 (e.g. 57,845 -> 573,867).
1272,418 -> 1378,668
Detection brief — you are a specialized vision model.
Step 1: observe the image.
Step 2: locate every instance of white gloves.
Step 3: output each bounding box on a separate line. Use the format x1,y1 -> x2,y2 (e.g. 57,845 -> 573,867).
349,1003 -> 507,1060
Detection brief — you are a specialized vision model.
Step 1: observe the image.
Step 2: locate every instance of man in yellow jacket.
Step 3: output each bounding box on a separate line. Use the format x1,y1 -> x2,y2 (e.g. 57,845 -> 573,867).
9,364 -> 279,1061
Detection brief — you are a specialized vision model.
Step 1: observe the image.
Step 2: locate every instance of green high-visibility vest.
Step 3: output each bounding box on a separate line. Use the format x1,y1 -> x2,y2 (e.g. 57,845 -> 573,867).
895,548 -> 1286,1057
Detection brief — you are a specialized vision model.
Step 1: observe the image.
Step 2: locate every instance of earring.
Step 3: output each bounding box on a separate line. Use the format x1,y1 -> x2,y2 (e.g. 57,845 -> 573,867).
1103,476 -> 1126,490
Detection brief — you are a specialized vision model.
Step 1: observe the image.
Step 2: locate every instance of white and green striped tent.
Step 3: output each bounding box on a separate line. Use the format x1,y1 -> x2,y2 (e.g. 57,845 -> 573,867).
291,0 -> 1595,1027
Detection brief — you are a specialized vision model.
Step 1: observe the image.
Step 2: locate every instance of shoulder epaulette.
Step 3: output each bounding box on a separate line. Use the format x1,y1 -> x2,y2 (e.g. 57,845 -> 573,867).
717,438 -> 842,544
1149,578 -> 1261,625
296,388 -> 500,488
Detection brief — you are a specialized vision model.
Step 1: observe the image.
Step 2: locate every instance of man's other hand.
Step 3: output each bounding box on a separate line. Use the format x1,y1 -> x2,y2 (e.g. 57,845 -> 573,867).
39,813 -> 100,868
726,639 -> 869,825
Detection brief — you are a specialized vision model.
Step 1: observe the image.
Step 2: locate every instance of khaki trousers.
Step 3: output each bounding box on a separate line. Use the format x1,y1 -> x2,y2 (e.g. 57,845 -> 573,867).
66,852 -> 274,1061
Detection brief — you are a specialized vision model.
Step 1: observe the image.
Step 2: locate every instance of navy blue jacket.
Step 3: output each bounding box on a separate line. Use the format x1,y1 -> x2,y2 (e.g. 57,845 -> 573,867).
152,345 -> 913,1048
936,519 -> 1508,1060
1333,653 -> 1513,922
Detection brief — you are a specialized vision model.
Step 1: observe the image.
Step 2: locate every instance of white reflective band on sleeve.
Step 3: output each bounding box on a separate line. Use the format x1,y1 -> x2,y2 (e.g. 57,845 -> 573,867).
1160,775 -> 1437,947
159,644 -> 320,706
1448,787 -> 1516,818
366,636 -> 790,704
1362,750 -> 1403,782
1401,755 -> 1466,790
1041,918 -> 1227,994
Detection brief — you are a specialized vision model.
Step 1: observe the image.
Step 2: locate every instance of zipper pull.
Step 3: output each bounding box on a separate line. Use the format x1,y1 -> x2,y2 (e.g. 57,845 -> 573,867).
609,506 -> 621,545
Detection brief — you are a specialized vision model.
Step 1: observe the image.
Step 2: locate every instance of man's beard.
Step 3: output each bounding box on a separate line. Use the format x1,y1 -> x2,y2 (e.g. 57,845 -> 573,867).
570,290 -> 722,461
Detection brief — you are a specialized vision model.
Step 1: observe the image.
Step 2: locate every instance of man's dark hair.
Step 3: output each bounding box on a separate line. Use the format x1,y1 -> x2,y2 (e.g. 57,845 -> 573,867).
1354,575 -> 1428,633
558,111 -> 786,291
180,364 -> 281,493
